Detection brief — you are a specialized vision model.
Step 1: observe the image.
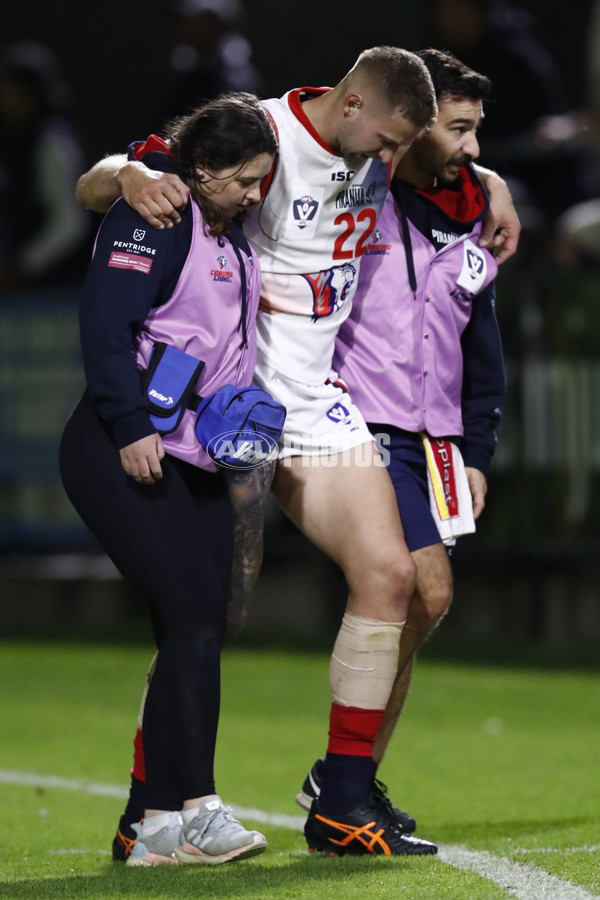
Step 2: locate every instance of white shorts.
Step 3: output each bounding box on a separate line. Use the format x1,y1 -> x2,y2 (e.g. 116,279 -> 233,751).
253,359 -> 374,459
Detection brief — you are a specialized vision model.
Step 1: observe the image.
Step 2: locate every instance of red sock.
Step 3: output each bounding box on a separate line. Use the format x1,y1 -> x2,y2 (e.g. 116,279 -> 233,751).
327,702 -> 385,756
131,726 -> 146,782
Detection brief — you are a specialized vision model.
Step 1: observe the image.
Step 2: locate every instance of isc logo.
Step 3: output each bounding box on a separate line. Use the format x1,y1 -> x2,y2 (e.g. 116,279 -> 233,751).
331,171 -> 355,181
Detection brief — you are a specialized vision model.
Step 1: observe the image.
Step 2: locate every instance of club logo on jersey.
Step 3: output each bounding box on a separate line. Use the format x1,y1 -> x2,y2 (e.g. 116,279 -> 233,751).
211,254 -> 233,282
303,263 -> 357,321
456,239 -> 487,293
326,402 -> 353,426
365,228 -> 391,256
133,229 -> 146,241
293,195 -> 319,229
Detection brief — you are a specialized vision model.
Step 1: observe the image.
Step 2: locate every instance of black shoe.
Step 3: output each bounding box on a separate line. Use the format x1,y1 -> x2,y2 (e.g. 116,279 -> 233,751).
372,776 -> 417,834
296,758 -> 417,834
304,799 -> 437,857
112,819 -> 140,861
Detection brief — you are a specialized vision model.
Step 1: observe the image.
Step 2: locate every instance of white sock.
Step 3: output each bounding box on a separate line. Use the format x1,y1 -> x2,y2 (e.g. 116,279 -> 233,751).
141,811 -> 181,835
182,796 -> 220,825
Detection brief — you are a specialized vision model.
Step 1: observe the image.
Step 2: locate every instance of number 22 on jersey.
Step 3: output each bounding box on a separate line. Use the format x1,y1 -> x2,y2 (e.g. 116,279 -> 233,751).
333,209 -> 377,260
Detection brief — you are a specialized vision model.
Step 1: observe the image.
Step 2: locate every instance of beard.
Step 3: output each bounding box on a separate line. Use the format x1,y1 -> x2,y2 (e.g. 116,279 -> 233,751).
450,154 -> 472,169
437,154 -> 473,185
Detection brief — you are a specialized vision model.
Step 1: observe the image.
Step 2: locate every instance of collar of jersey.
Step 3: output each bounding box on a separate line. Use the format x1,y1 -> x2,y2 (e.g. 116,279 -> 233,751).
287,87 -> 339,155
414,165 -> 486,222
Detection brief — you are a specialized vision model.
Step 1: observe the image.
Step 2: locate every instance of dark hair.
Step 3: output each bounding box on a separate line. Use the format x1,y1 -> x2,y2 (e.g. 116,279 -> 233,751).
415,48 -> 492,104
165,92 -> 277,234
353,46 -> 438,132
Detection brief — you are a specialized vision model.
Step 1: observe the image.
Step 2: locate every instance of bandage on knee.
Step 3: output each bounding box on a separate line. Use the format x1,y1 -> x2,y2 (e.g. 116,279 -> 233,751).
329,611 -> 404,710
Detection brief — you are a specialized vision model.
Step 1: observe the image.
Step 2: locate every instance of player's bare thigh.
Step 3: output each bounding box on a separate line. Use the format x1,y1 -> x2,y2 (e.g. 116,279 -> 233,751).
273,442 -> 416,620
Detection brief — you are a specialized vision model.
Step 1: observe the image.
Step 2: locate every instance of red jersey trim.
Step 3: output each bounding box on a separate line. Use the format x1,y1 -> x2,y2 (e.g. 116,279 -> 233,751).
261,109 -> 279,198
132,133 -> 174,160
287,87 -> 339,155
416,167 -> 485,221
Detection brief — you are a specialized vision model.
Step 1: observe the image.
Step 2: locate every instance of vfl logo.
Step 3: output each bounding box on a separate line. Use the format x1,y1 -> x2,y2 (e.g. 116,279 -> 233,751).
303,263 -> 357,320
206,429 -> 279,470
133,229 -> 146,241
217,255 -> 227,270
326,403 -> 353,426
293,194 -> 319,229
457,239 -> 487,293
371,229 -> 383,243
466,248 -> 484,280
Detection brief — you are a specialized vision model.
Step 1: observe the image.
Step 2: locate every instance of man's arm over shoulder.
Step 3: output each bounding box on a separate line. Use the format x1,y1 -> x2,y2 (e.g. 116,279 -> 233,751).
474,165 -> 521,265
76,147 -> 190,229
76,154 -> 128,213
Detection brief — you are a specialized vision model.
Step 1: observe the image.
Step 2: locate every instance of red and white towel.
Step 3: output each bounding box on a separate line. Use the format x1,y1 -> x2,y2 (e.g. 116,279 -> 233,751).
421,435 -> 475,547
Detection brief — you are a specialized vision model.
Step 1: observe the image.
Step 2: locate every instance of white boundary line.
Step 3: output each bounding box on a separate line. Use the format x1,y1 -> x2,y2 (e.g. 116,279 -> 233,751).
0,769 -> 306,830
438,845 -> 598,900
514,846 -> 600,856
1,770 -> 597,900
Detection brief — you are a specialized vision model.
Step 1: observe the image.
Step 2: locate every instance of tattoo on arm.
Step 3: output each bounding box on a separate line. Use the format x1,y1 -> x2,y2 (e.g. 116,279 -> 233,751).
224,461 -> 276,645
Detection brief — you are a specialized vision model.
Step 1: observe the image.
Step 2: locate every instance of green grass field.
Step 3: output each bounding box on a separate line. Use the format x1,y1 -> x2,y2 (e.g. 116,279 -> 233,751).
0,640 -> 599,899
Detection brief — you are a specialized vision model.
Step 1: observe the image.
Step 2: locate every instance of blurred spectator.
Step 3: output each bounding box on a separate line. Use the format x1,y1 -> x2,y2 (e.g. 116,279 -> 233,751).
551,0 -> 600,265
0,41 -> 92,290
155,0 -> 266,128
427,0 -> 600,238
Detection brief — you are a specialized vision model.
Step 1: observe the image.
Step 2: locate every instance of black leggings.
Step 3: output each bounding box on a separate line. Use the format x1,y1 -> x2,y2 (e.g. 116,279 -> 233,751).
59,392 -> 233,809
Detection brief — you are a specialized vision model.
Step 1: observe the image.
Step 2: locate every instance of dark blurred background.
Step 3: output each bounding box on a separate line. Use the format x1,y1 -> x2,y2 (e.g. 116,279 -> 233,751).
1,0 -> 599,656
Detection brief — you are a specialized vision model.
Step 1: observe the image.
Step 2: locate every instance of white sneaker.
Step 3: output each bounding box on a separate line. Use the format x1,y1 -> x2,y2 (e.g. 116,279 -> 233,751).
126,811 -> 183,867
175,796 -> 267,865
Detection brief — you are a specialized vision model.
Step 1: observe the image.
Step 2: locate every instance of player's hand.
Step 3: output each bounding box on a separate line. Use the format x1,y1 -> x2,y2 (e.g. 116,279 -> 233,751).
120,433 -> 165,484
465,467 -> 487,519
116,161 -> 190,230
476,167 -> 522,265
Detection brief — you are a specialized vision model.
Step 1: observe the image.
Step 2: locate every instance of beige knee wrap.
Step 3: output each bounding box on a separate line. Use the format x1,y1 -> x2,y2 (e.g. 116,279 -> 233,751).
330,611 -> 404,710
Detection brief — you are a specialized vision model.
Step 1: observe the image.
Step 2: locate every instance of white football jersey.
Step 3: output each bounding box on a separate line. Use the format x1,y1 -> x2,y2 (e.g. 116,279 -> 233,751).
244,88 -> 391,382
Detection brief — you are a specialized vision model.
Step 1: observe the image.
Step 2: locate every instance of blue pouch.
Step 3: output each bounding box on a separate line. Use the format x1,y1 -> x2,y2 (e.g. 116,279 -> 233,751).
141,342 -> 205,434
194,384 -> 286,469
